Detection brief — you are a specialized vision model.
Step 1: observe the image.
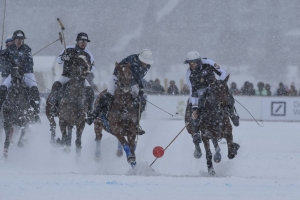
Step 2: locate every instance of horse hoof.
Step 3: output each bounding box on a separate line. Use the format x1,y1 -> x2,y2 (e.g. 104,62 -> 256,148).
64,146 -> 71,153
3,149 -> 8,158
127,156 -> 136,166
116,150 -> 123,157
18,142 -> 24,148
76,147 -> 81,156
194,149 -> 202,159
214,152 -> 222,163
50,137 -> 56,144
208,167 -> 216,176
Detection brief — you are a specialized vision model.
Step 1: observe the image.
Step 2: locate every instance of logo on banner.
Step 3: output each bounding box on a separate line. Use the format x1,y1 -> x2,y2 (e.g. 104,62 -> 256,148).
271,102 -> 286,116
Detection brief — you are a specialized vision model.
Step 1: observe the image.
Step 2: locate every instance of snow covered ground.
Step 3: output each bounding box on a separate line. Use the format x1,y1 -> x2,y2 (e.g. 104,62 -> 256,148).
0,115 -> 299,200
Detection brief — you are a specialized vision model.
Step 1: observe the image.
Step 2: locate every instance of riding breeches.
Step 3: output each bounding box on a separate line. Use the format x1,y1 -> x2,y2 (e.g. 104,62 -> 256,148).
107,75 -> 139,97
57,75 -> 90,86
189,87 -> 207,108
2,73 -> 37,89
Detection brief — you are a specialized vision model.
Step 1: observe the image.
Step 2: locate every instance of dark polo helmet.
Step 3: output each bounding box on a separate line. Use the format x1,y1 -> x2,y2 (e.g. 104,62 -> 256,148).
76,32 -> 90,42
12,30 -> 26,40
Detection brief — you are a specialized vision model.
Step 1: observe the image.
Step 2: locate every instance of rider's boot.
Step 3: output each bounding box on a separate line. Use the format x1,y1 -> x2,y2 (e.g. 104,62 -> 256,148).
85,86 -> 94,124
49,81 -> 62,116
86,92 -> 113,125
29,86 -> 41,123
136,95 -> 146,135
0,85 -> 8,112
227,93 -> 239,127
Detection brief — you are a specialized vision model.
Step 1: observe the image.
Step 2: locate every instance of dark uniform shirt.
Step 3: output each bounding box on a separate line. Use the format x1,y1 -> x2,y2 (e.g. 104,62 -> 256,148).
115,54 -> 151,89
0,43 -> 33,74
59,44 -> 93,78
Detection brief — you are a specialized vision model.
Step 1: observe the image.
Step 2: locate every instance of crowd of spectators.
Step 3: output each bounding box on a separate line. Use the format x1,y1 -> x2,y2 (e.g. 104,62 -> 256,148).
229,81 -> 299,96
142,78 -> 299,97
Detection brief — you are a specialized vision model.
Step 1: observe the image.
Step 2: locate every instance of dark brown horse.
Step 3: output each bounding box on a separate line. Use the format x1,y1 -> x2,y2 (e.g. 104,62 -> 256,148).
3,67 -> 36,158
94,62 -> 139,167
46,55 -> 91,155
199,74 -> 240,175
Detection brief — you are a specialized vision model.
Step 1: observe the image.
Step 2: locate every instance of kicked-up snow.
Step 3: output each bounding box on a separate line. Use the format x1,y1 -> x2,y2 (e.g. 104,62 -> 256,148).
0,115 -> 299,200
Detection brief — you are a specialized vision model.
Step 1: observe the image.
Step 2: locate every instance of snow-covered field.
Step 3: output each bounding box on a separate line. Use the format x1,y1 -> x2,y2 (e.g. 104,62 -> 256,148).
0,115 -> 299,200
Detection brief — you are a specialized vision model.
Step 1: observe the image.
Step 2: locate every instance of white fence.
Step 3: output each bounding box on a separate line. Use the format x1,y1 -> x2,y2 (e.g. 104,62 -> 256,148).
145,95 -> 300,122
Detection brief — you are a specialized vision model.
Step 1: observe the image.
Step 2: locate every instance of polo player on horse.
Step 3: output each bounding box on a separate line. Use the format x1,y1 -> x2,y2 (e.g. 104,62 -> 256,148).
48,32 -> 95,119
0,30 -> 41,123
183,51 -> 240,157
87,49 -> 154,135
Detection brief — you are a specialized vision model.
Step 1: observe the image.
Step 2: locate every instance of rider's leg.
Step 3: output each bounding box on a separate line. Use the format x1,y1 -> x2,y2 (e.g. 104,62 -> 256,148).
0,85 -> 8,111
24,73 -> 41,122
227,93 -> 239,127
0,76 -> 12,111
133,85 -> 146,135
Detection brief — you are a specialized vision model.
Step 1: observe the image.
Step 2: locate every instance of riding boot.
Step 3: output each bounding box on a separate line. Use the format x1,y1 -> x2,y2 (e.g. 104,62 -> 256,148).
29,86 -> 41,123
86,92 -> 113,125
136,96 -> 146,135
0,85 -> 8,112
227,93 -> 239,127
49,81 -> 62,116
85,85 -> 94,114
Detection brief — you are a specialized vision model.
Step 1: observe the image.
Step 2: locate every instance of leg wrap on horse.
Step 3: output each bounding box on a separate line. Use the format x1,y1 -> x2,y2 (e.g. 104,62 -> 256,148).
85,86 -> 94,112
0,85 -> 8,111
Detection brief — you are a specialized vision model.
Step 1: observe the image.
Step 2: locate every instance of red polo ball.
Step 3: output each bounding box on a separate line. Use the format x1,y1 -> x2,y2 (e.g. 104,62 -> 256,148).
153,146 -> 164,158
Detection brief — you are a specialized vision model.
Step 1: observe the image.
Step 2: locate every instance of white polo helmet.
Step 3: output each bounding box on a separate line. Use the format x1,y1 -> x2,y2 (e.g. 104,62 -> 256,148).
184,51 -> 201,64
138,49 -> 154,65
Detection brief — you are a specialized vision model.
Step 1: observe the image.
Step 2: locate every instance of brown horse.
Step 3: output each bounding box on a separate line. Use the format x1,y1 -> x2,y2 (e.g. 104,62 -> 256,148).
45,55 -> 91,155
199,74 -> 240,175
2,67 -> 36,158
94,62 -> 139,167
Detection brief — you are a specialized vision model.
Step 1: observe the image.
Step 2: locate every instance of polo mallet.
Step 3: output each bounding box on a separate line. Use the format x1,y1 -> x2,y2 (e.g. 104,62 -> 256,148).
150,122 -> 189,167
32,32 -> 63,56
57,18 -> 66,54
1,0 -> 7,50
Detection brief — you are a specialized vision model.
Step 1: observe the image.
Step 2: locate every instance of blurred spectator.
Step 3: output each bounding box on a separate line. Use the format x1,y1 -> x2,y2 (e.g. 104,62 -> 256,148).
288,84 -> 297,96
152,78 -> 165,94
180,84 -> 190,95
276,82 -> 287,96
167,80 -> 179,95
255,82 -> 267,96
145,80 -> 154,94
229,82 -> 240,95
241,81 -> 255,96
265,84 -> 272,96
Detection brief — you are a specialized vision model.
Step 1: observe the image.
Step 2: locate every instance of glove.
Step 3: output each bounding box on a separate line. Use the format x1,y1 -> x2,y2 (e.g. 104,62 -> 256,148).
192,133 -> 202,144
61,54 -> 70,61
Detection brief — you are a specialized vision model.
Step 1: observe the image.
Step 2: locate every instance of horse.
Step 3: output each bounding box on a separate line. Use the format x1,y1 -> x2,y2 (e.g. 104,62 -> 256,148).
45,55 -> 91,155
93,62 -> 139,167
3,67 -> 36,158
199,74 -> 240,175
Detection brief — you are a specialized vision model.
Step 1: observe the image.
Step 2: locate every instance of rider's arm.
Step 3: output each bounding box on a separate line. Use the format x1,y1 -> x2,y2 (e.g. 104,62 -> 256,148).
202,58 -> 227,80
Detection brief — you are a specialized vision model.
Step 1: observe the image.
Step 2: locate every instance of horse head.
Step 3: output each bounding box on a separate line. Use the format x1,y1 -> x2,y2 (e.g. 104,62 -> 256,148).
115,62 -> 132,93
208,74 -> 230,107
69,55 -> 91,80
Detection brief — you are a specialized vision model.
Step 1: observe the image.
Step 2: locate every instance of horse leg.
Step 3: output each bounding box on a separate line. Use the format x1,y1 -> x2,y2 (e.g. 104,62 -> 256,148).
127,135 -> 137,166
212,139 -> 221,163
116,140 -> 123,157
46,102 -> 56,144
94,119 -> 103,159
17,127 -> 26,148
225,133 -> 240,159
58,120 -> 67,147
3,122 -> 13,158
114,131 -> 135,166
202,137 -> 216,176
75,121 -> 85,157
